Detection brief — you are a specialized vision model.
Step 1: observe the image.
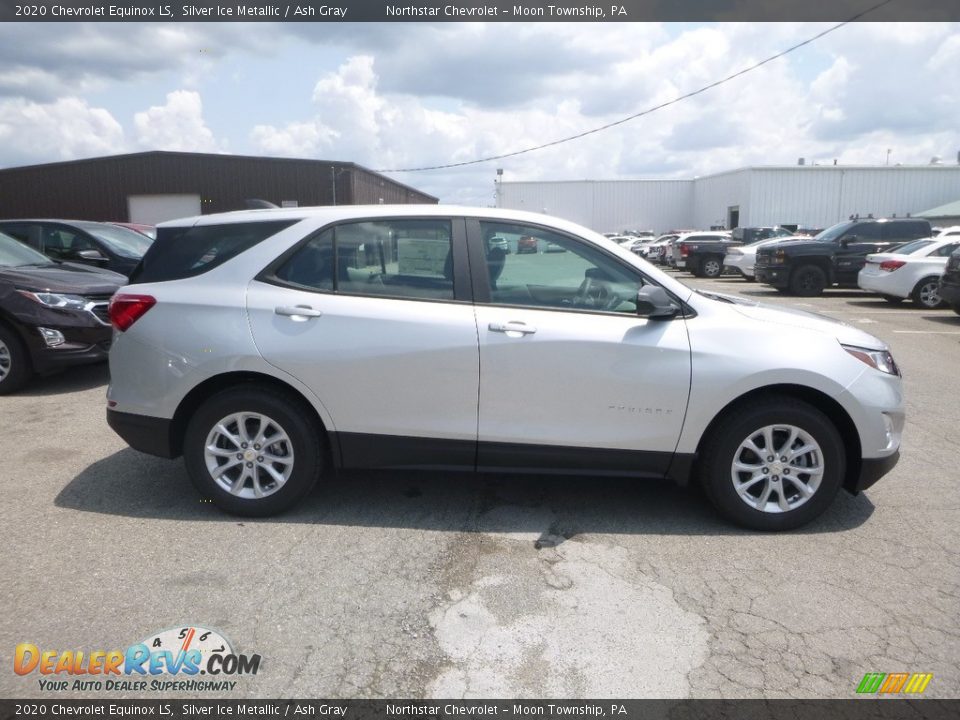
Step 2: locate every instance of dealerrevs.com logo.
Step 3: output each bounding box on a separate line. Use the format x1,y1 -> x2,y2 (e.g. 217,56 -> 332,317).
14,626 -> 261,692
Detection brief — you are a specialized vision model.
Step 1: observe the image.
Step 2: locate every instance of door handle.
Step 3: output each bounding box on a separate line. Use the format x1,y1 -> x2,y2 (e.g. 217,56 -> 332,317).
275,305 -> 323,319
489,321 -> 537,335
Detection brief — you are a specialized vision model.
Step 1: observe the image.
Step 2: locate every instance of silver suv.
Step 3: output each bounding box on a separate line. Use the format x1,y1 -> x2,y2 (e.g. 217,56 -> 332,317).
107,206 -> 904,531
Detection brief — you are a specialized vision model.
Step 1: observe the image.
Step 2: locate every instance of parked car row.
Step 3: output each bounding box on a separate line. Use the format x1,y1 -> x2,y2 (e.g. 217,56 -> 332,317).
652,216 -> 960,314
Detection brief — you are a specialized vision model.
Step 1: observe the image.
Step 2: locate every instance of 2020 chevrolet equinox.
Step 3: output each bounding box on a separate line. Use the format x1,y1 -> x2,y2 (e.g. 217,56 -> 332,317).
106,206 -> 904,530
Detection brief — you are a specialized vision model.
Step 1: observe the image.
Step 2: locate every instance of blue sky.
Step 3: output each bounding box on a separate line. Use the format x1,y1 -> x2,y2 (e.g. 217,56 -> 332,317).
1,22 -> 958,205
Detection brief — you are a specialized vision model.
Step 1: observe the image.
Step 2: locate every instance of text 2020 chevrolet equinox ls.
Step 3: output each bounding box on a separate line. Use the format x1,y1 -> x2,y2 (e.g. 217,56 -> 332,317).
106,207 -> 904,531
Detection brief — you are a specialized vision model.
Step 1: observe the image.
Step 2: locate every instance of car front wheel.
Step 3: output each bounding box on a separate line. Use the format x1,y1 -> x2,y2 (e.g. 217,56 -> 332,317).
183,386 -> 323,516
699,397 -> 845,531
789,265 -> 827,296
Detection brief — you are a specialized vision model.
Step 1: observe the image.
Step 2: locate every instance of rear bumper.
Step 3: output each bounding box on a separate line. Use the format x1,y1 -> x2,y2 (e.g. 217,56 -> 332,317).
107,409 -> 179,458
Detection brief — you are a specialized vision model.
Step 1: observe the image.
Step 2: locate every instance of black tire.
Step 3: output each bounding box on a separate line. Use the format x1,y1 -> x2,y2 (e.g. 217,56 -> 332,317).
0,324 -> 32,395
743,274 -> 756,283
183,386 -> 324,516
698,396 -> 845,531
953,304 -> 960,317
789,265 -> 827,297
881,295 -> 904,305
701,256 -> 723,278
910,276 -> 944,309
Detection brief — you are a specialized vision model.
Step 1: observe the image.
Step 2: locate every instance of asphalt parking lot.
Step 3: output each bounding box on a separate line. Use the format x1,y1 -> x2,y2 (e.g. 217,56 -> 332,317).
1,272 -> 958,700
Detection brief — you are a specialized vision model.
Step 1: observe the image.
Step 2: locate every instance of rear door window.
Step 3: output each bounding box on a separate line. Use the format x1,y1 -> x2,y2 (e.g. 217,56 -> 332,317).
269,219 -> 456,302
131,220 -> 298,283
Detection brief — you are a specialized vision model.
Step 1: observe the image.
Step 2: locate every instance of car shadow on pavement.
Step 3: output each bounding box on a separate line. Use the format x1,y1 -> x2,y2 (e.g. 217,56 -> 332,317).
18,363 -> 109,396
921,314 -> 960,325
56,448 -> 876,538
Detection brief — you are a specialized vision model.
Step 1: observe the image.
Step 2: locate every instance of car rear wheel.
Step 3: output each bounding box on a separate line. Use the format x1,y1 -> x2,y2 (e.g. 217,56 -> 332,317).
701,256 -> 723,278
911,277 -> 944,309
183,386 -> 323,516
699,397 -> 844,531
789,265 -> 827,296
0,325 -> 31,395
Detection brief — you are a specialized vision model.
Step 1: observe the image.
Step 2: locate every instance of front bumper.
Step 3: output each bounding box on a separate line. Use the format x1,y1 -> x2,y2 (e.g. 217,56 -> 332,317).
23,321 -> 112,374
850,451 -> 900,493
754,264 -> 789,287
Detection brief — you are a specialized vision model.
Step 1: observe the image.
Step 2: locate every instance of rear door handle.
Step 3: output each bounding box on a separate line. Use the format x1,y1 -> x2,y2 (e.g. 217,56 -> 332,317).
275,305 -> 323,319
488,321 -> 537,335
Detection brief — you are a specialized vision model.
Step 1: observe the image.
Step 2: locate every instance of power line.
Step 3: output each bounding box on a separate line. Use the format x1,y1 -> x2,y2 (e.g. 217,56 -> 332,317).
374,0 -> 895,174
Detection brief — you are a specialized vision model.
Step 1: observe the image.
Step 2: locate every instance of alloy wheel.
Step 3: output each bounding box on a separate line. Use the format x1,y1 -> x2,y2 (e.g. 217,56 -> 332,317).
917,280 -> 941,308
203,412 -> 295,499
730,424 -> 824,513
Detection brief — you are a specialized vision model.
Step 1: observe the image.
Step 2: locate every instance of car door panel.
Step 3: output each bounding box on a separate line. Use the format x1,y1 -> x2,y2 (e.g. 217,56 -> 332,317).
245,217 -> 480,468
469,218 -> 691,472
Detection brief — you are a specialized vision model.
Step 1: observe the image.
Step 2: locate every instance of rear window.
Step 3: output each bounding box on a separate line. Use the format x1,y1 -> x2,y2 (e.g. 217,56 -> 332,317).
130,220 -> 298,283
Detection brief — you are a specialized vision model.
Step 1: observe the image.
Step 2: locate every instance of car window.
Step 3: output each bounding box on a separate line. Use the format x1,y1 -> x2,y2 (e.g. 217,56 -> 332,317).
42,227 -> 96,260
893,239 -> 934,255
933,242 -> 960,257
882,221 -> 929,241
133,220 -> 298,283
0,232 -> 52,266
479,221 -> 642,314
273,219 -> 455,302
849,223 -> 881,241
80,223 -> 153,258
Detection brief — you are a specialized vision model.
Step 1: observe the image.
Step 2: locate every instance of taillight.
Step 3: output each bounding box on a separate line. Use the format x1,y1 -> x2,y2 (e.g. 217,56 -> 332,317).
879,260 -> 906,272
109,294 -> 156,331
680,244 -> 690,256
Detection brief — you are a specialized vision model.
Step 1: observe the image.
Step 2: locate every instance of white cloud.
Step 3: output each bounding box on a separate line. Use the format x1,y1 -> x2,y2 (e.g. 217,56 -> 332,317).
0,97 -> 125,167
133,90 -> 221,152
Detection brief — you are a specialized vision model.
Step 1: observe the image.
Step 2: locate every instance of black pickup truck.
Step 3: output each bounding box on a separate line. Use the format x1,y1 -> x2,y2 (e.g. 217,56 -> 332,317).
754,218 -> 932,296
674,233 -> 736,277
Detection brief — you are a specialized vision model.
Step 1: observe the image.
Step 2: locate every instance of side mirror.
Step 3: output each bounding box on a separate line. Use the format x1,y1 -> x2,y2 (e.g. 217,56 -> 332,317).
77,249 -> 108,262
636,285 -> 679,319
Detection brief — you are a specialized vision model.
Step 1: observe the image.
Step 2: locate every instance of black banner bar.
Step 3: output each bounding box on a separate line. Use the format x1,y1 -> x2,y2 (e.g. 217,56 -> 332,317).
3,700 -> 960,720
1,0 -> 959,23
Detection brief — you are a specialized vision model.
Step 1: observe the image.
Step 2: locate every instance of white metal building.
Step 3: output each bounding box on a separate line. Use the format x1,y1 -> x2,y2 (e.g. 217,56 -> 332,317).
497,165 -> 960,234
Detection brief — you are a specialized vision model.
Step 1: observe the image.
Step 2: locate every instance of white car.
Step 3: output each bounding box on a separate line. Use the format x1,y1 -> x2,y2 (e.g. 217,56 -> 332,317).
106,205 -> 903,531
858,236 -> 960,308
933,225 -> 960,238
724,236 -> 813,281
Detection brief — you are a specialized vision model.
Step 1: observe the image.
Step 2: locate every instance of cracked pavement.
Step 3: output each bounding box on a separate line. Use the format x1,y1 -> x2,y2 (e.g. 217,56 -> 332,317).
1,274 -> 957,699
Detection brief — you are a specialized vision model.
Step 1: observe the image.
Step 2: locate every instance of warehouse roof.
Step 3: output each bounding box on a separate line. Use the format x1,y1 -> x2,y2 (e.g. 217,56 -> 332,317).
916,199 -> 960,218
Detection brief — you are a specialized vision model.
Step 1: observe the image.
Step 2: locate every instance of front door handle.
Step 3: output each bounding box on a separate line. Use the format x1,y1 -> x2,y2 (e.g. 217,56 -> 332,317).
275,305 -> 323,320
489,321 -> 537,335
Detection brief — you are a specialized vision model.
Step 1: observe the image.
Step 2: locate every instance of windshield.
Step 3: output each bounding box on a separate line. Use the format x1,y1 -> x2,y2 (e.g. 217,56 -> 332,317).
814,221 -> 857,243
79,223 -> 153,259
0,232 -> 53,267
891,239 -> 934,255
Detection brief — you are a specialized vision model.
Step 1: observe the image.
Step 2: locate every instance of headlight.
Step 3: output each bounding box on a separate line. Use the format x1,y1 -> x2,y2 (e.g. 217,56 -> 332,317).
842,344 -> 900,376
17,290 -> 89,310
771,249 -> 787,264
